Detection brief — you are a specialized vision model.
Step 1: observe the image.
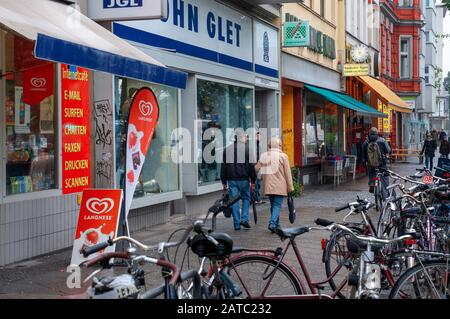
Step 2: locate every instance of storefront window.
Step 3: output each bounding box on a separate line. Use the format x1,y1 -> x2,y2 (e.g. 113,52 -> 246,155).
305,101 -> 338,165
3,33 -> 57,195
197,79 -> 254,186
115,77 -> 179,198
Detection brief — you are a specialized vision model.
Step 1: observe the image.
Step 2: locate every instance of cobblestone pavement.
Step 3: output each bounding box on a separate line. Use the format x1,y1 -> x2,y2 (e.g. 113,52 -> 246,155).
0,162 -> 421,299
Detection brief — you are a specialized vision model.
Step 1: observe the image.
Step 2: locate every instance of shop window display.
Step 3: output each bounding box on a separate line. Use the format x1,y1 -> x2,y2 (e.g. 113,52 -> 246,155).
3,33 -> 57,195
197,79 -> 254,186
305,102 -> 338,165
115,77 -> 179,198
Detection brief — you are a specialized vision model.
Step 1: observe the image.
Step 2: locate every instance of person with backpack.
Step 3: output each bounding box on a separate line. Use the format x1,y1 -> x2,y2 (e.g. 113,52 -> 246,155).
362,127 -> 391,197
439,137 -> 450,159
421,133 -> 437,170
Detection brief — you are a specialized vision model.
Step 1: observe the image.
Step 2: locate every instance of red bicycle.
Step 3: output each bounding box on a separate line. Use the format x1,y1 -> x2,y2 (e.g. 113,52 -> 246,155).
213,220 -> 414,299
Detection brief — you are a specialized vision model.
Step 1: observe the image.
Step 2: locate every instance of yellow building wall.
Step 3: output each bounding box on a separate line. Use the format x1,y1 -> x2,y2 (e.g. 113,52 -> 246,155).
281,1 -> 339,72
282,86 -> 295,167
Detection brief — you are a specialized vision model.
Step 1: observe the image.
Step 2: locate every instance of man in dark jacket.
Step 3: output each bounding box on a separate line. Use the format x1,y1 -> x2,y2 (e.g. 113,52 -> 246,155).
221,130 -> 256,230
439,137 -> 450,159
362,127 -> 392,197
422,133 -> 437,170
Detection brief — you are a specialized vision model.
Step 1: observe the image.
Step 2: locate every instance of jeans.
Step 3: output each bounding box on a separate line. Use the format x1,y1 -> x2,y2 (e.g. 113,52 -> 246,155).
425,156 -> 434,171
268,195 -> 284,228
228,180 -> 251,229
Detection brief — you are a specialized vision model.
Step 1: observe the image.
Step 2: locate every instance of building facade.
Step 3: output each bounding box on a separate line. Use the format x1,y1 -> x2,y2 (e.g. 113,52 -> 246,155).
0,0 -> 191,266
280,0 -> 344,184
379,0 -> 424,149
429,2 -> 448,131
0,0 -> 281,266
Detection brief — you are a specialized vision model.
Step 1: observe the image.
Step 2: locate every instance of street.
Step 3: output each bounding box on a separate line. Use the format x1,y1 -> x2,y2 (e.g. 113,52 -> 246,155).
0,162 -> 419,299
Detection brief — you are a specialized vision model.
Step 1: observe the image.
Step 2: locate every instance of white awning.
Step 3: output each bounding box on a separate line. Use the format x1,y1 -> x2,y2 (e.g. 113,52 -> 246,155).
0,0 -> 187,88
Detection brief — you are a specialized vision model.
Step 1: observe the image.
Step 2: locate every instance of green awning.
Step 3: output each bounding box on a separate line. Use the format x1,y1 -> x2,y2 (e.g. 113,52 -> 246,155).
305,84 -> 387,118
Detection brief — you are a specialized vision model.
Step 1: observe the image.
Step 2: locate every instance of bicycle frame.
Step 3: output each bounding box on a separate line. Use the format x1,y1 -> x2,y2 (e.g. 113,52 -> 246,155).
224,238 -> 349,299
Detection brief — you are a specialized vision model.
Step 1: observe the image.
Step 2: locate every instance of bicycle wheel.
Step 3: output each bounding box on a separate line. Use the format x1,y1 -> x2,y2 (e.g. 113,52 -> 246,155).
389,260 -> 450,299
324,229 -> 360,299
374,182 -> 382,211
377,204 -> 400,239
226,255 -> 303,298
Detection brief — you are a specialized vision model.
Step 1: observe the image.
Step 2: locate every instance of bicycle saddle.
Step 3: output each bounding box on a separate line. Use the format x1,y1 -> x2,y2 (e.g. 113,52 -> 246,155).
275,226 -> 309,240
400,207 -> 422,218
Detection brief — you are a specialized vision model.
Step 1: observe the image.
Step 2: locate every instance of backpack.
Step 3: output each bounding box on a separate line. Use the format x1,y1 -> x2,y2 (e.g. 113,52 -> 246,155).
367,141 -> 382,167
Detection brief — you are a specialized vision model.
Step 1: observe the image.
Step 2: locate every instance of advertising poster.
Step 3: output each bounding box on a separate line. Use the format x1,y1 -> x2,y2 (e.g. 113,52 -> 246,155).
124,88 -> 159,219
14,86 -> 31,134
61,64 -> 91,194
70,189 -> 123,266
40,95 -> 54,134
22,63 -> 54,106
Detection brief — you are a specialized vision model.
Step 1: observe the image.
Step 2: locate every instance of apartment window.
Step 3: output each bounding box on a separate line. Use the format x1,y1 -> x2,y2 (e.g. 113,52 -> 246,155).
399,0 -> 413,7
425,31 -> 430,42
400,37 -> 412,79
320,0 -> 325,17
425,66 -> 429,84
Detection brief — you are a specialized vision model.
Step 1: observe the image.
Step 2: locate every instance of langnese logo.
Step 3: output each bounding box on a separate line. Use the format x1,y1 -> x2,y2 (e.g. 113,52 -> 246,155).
139,100 -> 153,117
31,78 -> 46,88
86,198 -> 115,215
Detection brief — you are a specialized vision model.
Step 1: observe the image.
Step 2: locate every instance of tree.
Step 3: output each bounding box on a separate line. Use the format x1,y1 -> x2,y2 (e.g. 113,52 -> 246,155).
444,71 -> 450,95
444,0 -> 450,10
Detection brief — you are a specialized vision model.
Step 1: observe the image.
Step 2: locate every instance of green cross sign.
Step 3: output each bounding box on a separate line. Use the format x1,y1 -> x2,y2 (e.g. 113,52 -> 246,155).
284,21 -> 310,47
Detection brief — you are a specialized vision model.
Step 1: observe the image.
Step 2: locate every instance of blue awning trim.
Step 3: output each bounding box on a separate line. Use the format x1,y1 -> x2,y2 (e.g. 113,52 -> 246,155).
35,33 -> 187,89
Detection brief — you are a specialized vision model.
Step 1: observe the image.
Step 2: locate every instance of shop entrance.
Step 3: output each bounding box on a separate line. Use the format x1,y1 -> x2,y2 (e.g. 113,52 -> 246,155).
255,89 -> 280,154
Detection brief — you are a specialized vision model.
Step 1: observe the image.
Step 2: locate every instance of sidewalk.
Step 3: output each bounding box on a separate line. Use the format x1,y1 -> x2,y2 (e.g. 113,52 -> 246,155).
0,162 -> 421,298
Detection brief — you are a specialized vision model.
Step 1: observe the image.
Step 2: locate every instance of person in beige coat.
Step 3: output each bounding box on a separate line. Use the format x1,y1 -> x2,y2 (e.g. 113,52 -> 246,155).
255,138 -> 293,233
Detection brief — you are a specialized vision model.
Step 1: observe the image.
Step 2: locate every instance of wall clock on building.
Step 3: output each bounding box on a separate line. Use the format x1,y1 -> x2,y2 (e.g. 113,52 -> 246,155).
350,45 -> 369,63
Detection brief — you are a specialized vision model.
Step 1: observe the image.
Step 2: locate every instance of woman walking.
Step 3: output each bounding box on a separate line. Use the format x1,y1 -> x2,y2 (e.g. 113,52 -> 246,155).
255,138 -> 293,233
421,133 -> 437,171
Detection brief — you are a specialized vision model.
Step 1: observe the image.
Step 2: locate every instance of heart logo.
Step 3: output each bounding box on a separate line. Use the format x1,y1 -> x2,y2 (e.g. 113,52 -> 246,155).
86,198 -> 114,215
127,170 -> 135,183
129,131 -> 138,149
31,77 -> 46,88
139,101 -> 153,116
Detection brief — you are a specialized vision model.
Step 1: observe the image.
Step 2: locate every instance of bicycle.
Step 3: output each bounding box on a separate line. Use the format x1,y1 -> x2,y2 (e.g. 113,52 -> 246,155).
389,249 -> 450,299
216,219 -> 414,299
80,234 -> 204,299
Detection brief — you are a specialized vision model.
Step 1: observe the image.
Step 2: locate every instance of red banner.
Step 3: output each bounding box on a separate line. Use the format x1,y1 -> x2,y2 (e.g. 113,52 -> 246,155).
124,88 -> 159,217
70,189 -> 123,266
61,64 -> 91,194
22,64 -> 54,106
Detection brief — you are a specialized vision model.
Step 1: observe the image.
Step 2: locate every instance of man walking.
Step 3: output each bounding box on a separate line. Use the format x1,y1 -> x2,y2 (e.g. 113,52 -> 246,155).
422,133 -> 437,171
221,130 -> 256,231
362,127 -> 391,198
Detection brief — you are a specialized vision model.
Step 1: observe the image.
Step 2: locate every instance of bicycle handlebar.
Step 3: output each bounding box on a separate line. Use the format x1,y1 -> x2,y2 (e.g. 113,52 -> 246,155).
81,226 -> 195,258
81,240 -> 112,257
314,219 -> 414,245
335,204 -> 350,213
